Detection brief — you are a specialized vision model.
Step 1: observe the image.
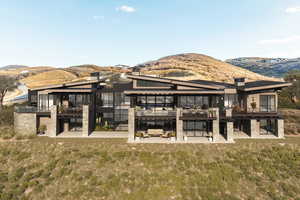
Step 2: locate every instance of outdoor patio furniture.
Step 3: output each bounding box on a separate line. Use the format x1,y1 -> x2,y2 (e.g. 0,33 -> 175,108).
142,132 -> 150,138
161,131 -> 170,138
147,129 -> 164,137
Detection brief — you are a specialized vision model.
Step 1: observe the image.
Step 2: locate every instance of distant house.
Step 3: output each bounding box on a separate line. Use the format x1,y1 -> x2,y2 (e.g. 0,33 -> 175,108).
14,72 -> 292,143
20,70 -> 29,74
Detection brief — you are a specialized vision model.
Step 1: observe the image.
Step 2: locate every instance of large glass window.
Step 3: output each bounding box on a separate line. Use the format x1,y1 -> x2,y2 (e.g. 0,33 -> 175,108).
183,121 -> 211,137
260,95 -> 276,112
136,96 -> 174,110
114,109 -> 128,122
69,94 -> 91,107
102,93 -> 114,107
224,94 -> 238,108
38,94 -> 48,111
179,96 -> 209,108
260,119 -> 276,135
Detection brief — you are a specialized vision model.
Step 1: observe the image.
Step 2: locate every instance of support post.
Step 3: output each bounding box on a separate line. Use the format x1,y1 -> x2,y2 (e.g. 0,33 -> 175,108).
213,108 -> 220,142
226,122 -> 234,142
176,108 -> 184,142
277,119 -> 284,138
128,108 -> 135,142
250,119 -> 259,138
49,105 -> 58,137
82,105 -> 91,136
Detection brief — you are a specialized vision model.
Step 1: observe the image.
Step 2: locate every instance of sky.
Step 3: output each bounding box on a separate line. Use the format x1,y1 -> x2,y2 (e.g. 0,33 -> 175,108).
1,0 -> 300,67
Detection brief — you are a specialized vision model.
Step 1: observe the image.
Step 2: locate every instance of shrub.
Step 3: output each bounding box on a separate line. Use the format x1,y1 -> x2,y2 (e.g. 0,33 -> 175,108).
0,105 -> 14,126
0,126 -> 16,140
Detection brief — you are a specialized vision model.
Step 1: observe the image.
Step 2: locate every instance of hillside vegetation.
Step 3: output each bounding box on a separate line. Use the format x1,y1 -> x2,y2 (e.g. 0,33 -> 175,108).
21,70 -> 80,88
19,65 -> 129,88
6,53 -> 283,89
135,53 -> 279,83
226,57 -> 300,78
0,137 -> 299,200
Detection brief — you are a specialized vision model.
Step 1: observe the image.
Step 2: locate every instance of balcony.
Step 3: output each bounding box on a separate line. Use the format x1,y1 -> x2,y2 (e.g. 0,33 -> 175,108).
58,107 -> 83,118
136,109 -> 176,119
232,111 -> 282,119
180,109 -> 217,120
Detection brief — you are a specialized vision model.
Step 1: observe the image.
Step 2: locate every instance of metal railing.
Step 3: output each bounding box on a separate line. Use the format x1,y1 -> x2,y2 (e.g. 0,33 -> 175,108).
58,107 -> 83,114
181,109 -> 217,119
136,109 -> 176,117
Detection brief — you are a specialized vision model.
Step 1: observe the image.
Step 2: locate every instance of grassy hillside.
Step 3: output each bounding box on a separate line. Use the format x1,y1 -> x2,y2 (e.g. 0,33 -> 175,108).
19,65 -> 129,88
0,137 -> 299,200
21,70 -> 79,88
0,66 -> 55,77
136,53 -> 279,83
281,109 -> 300,135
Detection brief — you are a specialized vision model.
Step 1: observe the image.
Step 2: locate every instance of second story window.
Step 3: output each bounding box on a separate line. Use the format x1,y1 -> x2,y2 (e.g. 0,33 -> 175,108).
260,95 -> 276,112
224,94 -> 238,108
179,96 -> 209,109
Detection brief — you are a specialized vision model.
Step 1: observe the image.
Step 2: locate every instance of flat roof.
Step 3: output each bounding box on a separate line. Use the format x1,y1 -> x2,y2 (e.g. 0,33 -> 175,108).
30,79 -> 104,91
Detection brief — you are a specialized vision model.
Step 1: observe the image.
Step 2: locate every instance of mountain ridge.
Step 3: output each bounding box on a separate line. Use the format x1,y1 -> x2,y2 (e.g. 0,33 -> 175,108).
226,57 -> 300,77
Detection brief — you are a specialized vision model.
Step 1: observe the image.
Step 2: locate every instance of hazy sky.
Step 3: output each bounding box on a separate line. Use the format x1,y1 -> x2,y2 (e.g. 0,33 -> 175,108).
1,0 -> 300,67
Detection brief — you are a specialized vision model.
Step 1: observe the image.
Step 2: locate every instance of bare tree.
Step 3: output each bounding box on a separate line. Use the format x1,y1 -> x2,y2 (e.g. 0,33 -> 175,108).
0,76 -> 16,110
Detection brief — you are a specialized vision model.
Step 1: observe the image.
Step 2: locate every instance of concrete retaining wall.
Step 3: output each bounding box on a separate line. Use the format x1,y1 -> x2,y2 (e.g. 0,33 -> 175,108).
14,112 -> 37,136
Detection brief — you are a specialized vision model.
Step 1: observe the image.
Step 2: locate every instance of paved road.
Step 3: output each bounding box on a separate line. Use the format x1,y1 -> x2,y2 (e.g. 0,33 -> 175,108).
3,84 -> 28,105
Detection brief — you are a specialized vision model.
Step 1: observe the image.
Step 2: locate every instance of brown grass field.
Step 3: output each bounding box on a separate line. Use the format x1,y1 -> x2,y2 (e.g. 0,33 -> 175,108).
0,136 -> 299,200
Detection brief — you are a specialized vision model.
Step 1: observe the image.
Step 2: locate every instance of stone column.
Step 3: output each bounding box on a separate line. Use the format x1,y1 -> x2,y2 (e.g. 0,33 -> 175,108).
250,119 -> 259,138
63,120 -> 69,132
49,105 -> 58,137
213,108 -> 220,142
128,108 -> 135,142
176,108 -> 184,142
277,119 -> 284,138
226,122 -> 234,142
82,105 -> 90,136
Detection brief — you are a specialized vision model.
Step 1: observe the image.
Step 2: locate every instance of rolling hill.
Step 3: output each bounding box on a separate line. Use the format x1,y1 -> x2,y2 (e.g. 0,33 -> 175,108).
20,65 -> 129,88
5,53 -> 282,88
135,53 -> 279,82
226,57 -> 300,77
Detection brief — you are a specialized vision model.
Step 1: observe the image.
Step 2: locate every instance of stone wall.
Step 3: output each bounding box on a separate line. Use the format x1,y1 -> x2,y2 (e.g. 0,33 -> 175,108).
14,112 -> 37,136
128,108 -> 135,142
38,116 -> 51,135
176,108 -> 183,141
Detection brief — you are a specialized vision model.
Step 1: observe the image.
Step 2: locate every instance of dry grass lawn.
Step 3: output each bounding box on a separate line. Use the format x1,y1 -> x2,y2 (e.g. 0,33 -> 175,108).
0,137 -> 299,200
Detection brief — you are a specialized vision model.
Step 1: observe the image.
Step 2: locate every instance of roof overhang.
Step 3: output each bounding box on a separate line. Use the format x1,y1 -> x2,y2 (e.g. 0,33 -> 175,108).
38,89 -> 94,94
124,90 -> 224,95
127,75 -> 224,90
31,79 -> 104,91
243,82 -> 292,92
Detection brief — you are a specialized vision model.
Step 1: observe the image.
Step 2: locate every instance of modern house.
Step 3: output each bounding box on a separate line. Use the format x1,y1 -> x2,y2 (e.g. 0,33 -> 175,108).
14,72 -> 292,143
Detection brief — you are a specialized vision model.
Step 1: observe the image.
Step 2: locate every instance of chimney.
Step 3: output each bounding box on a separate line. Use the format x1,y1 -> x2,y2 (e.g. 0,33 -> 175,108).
88,72 -> 101,81
234,77 -> 245,88
132,67 -> 141,75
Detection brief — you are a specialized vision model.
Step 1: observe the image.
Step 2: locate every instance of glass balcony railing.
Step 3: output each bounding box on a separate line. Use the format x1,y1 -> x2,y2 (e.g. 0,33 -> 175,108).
136,109 -> 176,117
181,108 -> 217,119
